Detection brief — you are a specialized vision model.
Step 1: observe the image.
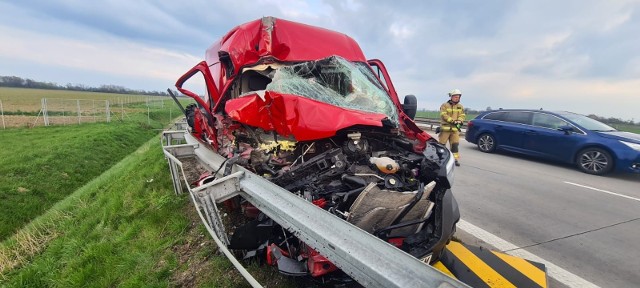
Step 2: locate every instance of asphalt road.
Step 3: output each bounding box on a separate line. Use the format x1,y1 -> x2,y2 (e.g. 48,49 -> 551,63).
451,141 -> 640,288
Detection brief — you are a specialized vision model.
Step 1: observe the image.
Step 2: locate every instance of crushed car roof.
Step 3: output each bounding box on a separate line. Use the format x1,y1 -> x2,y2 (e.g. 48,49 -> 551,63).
206,17 -> 367,72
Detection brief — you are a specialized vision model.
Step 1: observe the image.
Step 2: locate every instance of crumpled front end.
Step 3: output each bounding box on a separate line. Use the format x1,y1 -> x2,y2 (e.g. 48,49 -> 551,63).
204,112 -> 457,277
178,50 -> 456,280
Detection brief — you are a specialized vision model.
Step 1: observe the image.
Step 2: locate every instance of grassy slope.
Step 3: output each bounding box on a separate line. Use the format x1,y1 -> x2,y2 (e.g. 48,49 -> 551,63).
0,89 -> 291,287
0,140 -> 185,286
0,136 -> 293,287
0,123 -> 160,240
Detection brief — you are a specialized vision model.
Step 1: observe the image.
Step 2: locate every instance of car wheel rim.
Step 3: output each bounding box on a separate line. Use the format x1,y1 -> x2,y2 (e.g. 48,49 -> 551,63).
479,136 -> 494,151
580,151 -> 608,172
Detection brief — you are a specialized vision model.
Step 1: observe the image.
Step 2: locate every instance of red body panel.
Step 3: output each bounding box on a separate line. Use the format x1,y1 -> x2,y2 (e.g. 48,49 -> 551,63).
225,92 -> 387,141
305,246 -> 338,277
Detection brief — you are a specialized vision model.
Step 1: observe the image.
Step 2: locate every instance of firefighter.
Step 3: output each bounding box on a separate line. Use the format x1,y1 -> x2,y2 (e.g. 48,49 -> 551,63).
438,89 -> 465,166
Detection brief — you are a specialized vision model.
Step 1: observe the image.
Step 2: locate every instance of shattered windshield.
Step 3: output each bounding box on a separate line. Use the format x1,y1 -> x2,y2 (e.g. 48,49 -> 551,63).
264,56 -> 399,124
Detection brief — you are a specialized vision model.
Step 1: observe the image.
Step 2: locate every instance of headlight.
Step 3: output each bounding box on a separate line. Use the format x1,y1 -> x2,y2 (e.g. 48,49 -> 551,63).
423,141 -> 455,188
620,141 -> 640,151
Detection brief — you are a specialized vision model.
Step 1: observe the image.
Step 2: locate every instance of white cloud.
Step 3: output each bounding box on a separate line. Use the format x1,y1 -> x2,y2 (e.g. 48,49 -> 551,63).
256,0 -> 331,20
389,22 -> 415,40
0,25 -> 200,82
540,31 -> 572,50
600,11 -> 632,32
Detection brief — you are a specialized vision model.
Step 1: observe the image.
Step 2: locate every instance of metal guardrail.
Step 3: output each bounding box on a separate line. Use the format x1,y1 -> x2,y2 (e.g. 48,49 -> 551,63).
161,129 -> 468,288
413,117 -> 467,135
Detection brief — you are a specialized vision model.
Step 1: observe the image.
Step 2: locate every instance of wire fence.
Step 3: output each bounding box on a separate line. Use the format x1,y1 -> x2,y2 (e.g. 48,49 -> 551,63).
39,98 -> 111,126
0,96 -> 171,129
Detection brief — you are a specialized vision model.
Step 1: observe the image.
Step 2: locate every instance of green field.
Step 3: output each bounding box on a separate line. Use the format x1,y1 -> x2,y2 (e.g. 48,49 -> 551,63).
0,87 -> 178,128
0,87 -> 152,111
610,123 -> 640,134
0,88 -> 293,287
0,89 -> 189,241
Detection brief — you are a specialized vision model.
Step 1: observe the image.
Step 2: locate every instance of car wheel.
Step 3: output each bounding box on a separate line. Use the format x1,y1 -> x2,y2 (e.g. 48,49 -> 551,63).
477,134 -> 496,153
576,148 -> 613,175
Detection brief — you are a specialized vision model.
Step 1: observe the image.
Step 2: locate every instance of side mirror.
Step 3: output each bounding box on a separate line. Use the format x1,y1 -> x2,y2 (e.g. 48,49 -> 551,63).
402,94 -> 418,120
558,125 -> 574,135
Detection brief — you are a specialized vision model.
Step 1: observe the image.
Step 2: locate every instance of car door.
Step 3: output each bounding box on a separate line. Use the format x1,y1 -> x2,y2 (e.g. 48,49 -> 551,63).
494,111 -> 532,151
176,61 -> 221,148
523,112 -> 583,162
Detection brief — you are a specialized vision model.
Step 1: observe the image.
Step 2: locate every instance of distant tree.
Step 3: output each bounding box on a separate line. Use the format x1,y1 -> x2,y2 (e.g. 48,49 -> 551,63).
486,106 -> 492,111
464,108 -> 479,115
0,75 -> 168,96
0,76 -> 26,87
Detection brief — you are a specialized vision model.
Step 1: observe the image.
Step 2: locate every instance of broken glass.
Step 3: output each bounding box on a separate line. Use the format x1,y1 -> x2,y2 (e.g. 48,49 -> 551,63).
263,56 -> 399,124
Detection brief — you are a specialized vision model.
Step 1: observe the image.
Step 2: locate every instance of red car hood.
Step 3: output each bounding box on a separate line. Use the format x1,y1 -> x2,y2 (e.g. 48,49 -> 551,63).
225,91 -> 387,141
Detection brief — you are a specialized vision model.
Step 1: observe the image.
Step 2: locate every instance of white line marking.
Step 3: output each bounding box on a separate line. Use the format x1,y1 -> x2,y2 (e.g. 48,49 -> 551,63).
564,181 -> 640,202
457,219 -> 600,288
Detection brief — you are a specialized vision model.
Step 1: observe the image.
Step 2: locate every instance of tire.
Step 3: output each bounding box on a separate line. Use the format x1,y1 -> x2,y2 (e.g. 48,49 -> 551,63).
576,148 -> 613,175
477,133 -> 496,153
185,103 -> 196,128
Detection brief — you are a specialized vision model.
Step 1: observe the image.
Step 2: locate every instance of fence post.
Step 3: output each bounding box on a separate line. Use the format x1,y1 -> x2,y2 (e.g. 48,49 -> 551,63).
62,98 -> 66,125
42,98 -> 50,126
106,100 -> 110,123
1,99 -> 5,129
77,99 -> 81,124
93,100 -> 96,122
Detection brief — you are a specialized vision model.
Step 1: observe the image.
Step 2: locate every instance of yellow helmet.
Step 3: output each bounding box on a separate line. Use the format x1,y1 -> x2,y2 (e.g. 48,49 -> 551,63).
448,89 -> 462,97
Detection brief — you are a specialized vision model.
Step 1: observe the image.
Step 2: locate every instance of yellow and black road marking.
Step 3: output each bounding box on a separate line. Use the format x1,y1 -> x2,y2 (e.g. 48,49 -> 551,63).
434,241 -> 547,288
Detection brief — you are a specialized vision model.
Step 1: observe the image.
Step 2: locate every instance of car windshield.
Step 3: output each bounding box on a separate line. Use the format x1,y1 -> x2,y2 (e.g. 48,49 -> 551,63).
557,112 -> 616,132
264,56 -> 399,124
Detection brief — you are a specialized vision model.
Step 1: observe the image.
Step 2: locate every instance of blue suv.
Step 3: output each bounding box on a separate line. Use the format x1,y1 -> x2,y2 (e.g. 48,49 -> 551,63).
465,109 -> 640,175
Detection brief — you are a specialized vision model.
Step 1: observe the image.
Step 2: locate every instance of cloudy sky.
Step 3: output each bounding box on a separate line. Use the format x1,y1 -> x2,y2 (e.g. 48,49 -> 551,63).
1,0 -> 639,121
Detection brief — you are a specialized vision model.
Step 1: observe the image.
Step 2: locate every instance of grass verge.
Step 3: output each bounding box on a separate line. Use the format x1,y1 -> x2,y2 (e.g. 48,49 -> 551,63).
0,122 -> 159,240
0,135 -> 294,287
0,102 -> 181,241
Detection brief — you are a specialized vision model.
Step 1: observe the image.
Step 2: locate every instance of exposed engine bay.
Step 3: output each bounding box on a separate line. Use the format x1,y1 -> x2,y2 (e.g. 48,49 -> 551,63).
186,105 -> 458,279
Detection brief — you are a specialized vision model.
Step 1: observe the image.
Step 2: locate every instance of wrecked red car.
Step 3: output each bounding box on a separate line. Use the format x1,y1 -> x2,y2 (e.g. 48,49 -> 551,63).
174,17 -> 459,282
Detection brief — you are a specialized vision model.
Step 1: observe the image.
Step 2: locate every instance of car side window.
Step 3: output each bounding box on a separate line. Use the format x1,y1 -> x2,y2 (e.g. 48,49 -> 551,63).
532,113 -> 569,129
504,111 -> 531,125
483,112 -> 505,121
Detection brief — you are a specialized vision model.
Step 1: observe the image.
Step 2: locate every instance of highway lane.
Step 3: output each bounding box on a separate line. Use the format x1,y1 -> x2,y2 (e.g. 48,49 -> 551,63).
451,141 -> 640,288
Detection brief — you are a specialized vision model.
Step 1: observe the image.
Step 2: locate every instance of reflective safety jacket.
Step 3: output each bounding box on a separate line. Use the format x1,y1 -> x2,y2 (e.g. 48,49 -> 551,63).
439,101 -> 466,132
